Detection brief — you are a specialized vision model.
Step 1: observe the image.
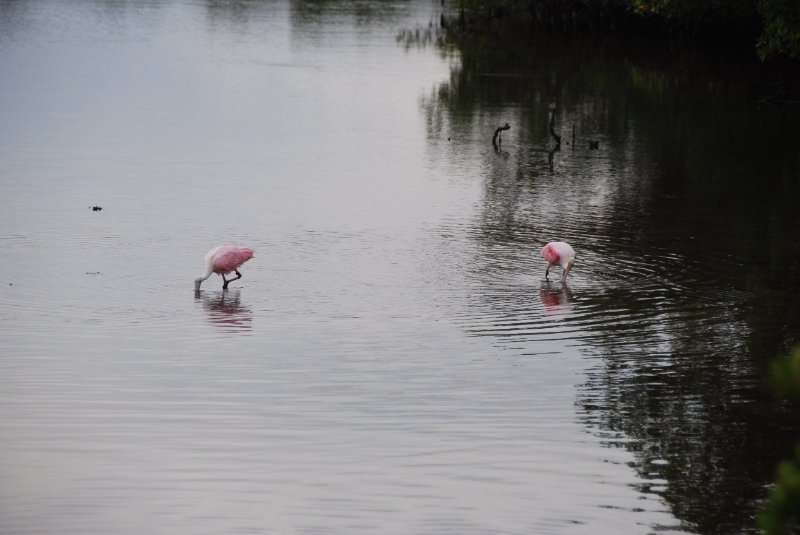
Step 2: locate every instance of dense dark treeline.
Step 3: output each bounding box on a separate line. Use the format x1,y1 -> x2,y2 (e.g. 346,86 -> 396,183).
446,0 -> 800,61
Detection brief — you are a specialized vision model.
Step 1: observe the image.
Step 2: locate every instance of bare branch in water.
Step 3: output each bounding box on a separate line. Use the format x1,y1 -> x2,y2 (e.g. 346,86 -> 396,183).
492,123 -> 510,151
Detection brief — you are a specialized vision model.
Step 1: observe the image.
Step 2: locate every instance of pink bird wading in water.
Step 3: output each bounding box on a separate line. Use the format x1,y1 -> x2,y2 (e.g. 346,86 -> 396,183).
194,245 -> 254,291
541,241 -> 576,283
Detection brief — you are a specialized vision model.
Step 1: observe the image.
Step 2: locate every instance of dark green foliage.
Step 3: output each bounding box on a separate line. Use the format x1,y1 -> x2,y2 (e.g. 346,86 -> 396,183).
760,445 -> 800,534
757,0 -> 800,60
760,347 -> 800,535
768,347 -> 800,399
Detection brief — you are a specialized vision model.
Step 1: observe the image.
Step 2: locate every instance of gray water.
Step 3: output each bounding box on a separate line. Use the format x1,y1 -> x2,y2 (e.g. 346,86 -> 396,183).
2,1 -> 800,533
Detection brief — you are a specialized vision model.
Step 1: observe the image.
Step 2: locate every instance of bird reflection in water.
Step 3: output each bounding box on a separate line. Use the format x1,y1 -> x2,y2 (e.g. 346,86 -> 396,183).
539,281 -> 574,317
195,289 -> 252,331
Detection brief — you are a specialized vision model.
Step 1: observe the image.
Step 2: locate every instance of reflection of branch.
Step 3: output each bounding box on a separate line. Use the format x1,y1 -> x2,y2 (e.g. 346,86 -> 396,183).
548,108 -> 561,147
548,143 -> 560,171
547,108 -> 561,172
759,93 -> 800,105
492,122 -> 510,151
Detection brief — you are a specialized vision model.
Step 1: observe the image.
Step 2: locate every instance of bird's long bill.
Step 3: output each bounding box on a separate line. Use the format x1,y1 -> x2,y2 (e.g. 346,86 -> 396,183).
562,258 -> 575,282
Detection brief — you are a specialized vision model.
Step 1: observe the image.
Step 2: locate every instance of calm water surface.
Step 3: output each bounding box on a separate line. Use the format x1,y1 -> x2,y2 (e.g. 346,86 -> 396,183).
2,1 -> 800,533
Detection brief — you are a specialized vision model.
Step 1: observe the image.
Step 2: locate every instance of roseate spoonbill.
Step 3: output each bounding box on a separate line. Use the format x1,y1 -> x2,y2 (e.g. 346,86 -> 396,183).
541,241 -> 575,282
194,245 -> 254,291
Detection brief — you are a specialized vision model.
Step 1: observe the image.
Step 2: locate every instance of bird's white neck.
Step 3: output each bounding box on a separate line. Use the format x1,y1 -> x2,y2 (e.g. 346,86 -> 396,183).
194,269 -> 213,290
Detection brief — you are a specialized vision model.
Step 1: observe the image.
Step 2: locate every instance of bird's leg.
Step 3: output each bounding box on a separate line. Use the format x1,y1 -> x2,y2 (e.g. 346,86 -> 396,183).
545,266 -> 550,280
222,270 -> 242,290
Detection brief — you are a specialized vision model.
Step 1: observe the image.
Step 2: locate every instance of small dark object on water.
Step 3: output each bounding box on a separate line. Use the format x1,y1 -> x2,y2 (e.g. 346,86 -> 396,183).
492,123 -> 510,151
91,206 -> 102,211
589,140 -> 599,150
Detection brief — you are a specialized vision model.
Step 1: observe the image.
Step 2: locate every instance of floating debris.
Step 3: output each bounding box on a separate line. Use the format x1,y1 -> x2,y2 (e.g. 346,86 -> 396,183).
91,206 -> 103,211
85,272 -> 101,275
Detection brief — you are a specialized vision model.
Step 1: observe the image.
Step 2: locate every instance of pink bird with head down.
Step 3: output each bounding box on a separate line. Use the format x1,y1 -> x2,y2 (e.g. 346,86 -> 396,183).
541,241 -> 576,282
195,245 -> 254,291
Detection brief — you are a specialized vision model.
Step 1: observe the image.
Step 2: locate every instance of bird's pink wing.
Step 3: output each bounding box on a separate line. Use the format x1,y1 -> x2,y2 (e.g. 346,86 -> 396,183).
554,242 -> 576,262
212,246 -> 254,273
541,243 -> 561,265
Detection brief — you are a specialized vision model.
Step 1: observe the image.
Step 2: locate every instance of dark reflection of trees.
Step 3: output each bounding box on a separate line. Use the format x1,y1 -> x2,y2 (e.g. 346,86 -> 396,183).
202,0 -> 277,35
204,0 -> 262,22
287,0 -> 448,57
419,24 -> 800,534
396,24 -> 447,52
0,0 -> 28,33
290,0 -> 416,34
575,282 -> 800,533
